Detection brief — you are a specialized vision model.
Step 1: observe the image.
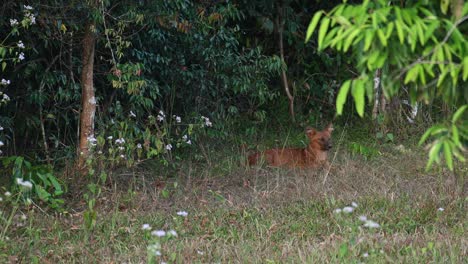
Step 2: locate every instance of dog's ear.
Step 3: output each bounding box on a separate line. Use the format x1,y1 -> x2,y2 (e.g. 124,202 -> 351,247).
305,127 -> 316,135
325,123 -> 334,132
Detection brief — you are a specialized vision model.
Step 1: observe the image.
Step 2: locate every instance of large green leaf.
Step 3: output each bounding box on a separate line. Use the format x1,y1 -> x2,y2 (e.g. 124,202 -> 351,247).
336,80 -> 351,115
351,79 -> 365,117
318,17 -> 331,50
305,11 -> 323,43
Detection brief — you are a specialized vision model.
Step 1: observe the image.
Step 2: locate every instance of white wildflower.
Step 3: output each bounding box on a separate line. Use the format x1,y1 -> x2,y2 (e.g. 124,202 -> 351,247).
107,136 -> 113,140
438,207 -> 444,212
363,252 -> 369,258
137,143 -> 142,149
151,230 -> 166,237
358,215 -> 368,222
168,230 -> 177,237
182,135 -> 188,141
351,202 -> 358,208
157,115 -> 164,122
155,250 -> 161,256
0,126 -> 3,131
197,250 -> 204,255
118,146 -> 124,151
175,116 -> 181,123
3,93 -> 11,102
10,19 -> 19,26
97,150 -> 103,154
18,52 -> 25,61
334,208 -> 342,213
165,144 -> 172,151
342,206 -> 354,213
142,224 -> 151,230
17,41 -> 25,49
1,79 -> 10,85
0,141 -> 4,147
363,220 -> 380,228
16,178 -> 33,189
21,214 -> 27,220
4,191 -> 11,197
115,138 -> 125,144
176,211 -> 188,217
0,197 -> 3,202
24,5 -> 33,10
119,154 -> 125,158
129,110 -> 136,118
186,140 -> 192,145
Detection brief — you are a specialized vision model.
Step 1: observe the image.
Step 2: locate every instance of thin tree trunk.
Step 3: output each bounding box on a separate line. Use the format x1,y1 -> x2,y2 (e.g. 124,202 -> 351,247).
275,5 -> 295,122
372,68 -> 382,119
77,22 -> 96,171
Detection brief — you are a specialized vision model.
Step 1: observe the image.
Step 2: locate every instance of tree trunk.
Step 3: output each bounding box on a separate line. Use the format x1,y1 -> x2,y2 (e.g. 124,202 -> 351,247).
372,68 -> 382,119
77,22 -> 96,171
275,5 -> 295,122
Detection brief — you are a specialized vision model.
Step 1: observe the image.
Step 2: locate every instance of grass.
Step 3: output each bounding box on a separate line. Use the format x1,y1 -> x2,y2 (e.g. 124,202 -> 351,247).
1,125 -> 466,263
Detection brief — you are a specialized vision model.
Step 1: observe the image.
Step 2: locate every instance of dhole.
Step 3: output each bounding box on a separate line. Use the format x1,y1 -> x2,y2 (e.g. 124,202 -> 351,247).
248,124 -> 333,169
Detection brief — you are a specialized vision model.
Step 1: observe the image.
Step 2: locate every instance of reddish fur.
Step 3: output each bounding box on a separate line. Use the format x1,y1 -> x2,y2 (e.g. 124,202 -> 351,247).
248,124 -> 333,169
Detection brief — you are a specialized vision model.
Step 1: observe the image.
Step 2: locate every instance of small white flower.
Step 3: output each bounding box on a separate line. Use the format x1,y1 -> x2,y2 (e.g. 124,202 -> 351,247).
21,214 -> 27,220
155,250 -> 161,256
17,41 -> 25,49
142,224 -> 151,230
334,208 -> 342,213
165,144 -> 172,151
10,19 -> 19,26
1,79 -> 10,85
197,250 -> 204,255
363,220 -> 380,228
0,126 -> 3,131
358,215 -> 368,222
137,143 -> 142,149
158,110 -> 165,117
182,135 -> 188,141
186,140 -> 192,145
151,230 -> 166,237
177,211 -> 188,217
157,115 -> 164,122
129,110 -> 136,118
342,206 -> 354,213
0,141 -> 4,147
115,138 -> 125,144
438,207 -> 444,212
107,136 -> 113,140
175,116 -> 181,123
168,230 -> 177,237
18,52 -> 25,61
24,5 -> 33,10
351,202 -> 358,208
363,252 -> 369,258
97,150 -> 103,154
0,197 -> 3,202
4,191 -> 11,197
118,146 -> 125,151
17,179 -> 33,190
120,154 -> 125,158
87,136 -> 97,143
3,93 -> 10,101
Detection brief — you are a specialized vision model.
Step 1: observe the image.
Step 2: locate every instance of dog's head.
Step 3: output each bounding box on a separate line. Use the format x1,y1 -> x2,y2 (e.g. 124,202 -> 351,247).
306,123 -> 333,151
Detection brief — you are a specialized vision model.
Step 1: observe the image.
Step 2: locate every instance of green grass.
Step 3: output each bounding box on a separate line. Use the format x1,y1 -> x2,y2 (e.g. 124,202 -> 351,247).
1,127 -> 466,263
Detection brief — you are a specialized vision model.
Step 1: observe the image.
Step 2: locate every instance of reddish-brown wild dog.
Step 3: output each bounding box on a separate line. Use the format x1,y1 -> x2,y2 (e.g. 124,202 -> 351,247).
248,124 -> 333,169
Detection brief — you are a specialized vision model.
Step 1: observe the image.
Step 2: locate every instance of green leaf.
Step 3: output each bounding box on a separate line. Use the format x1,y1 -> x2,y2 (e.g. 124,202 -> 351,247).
377,29 -> 387,46
343,28 -> 361,52
452,105 -> 467,123
462,56 -> 468,81
385,22 -> 394,38
426,141 -> 442,170
404,65 -> 420,84
395,20 -> 404,44
336,80 -> 351,115
440,0 -> 450,14
452,125 -> 461,147
443,141 -> 453,170
1,62 -> 6,71
318,17 -> 331,50
363,29 -> 374,51
418,125 -> 446,145
306,11 -> 323,43
352,79 -> 365,117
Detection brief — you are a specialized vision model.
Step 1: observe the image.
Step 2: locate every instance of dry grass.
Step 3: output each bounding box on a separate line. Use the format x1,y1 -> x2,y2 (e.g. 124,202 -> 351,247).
1,135 -> 466,263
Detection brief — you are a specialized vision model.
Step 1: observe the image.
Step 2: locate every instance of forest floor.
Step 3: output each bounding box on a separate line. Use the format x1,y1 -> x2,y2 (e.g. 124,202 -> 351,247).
2,125 -> 467,263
